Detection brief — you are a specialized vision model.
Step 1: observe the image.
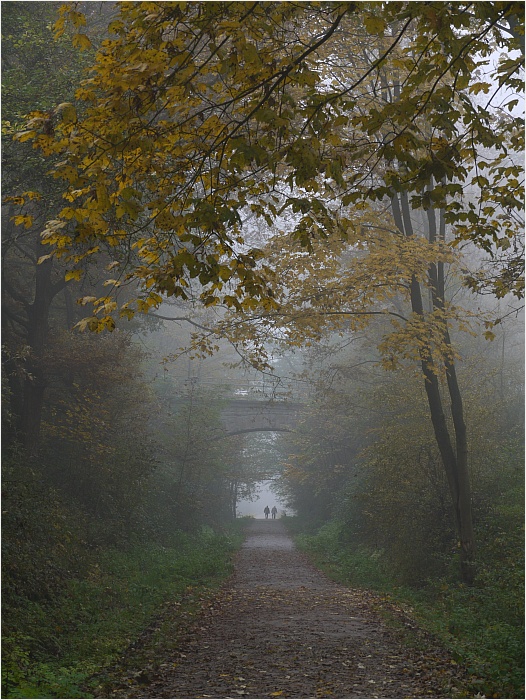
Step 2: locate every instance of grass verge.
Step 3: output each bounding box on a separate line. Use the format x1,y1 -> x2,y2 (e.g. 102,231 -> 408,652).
2,523 -> 246,699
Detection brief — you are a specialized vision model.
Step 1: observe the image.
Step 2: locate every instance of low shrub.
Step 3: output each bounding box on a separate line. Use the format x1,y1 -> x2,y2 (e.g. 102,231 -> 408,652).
295,520 -> 392,590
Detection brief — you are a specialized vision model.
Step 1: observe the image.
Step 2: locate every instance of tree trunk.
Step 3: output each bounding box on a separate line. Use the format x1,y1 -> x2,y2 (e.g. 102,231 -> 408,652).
18,241 -> 65,457
20,365 -> 47,458
444,330 -> 476,583
391,192 -> 476,583
230,480 -> 238,519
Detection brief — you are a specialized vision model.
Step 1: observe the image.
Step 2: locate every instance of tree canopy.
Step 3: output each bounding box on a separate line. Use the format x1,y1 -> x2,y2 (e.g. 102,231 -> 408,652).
10,1 -> 524,331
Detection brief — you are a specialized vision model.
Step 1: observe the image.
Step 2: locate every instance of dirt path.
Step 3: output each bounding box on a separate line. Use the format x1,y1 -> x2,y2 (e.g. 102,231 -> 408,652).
113,520 -> 464,699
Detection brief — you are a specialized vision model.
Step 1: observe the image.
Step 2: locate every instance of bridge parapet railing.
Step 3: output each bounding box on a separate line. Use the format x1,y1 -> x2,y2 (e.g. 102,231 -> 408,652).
232,381 -> 292,401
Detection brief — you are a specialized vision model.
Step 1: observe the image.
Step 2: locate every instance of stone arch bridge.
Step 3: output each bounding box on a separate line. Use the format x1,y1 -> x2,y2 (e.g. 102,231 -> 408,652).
220,398 -> 302,437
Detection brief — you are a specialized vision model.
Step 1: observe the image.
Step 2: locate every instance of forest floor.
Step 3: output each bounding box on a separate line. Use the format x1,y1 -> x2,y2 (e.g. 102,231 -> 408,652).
95,519 -> 469,699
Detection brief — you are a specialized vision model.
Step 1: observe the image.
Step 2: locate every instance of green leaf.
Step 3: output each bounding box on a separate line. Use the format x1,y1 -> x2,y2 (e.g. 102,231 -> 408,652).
364,14 -> 386,35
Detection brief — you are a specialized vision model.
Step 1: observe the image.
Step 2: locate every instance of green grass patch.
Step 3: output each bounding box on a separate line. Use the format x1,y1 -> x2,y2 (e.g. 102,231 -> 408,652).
294,519 -> 393,590
2,523 -> 245,698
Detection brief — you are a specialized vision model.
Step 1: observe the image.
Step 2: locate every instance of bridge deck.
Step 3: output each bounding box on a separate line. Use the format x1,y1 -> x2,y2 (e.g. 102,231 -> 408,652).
221,399 -> 302,434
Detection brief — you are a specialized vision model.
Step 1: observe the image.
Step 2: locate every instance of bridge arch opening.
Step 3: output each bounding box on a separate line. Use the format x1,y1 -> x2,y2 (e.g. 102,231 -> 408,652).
232,431 -> 291,519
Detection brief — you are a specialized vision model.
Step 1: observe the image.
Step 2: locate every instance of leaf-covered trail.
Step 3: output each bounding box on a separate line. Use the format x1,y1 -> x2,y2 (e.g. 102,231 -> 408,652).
108,520 -> 465,698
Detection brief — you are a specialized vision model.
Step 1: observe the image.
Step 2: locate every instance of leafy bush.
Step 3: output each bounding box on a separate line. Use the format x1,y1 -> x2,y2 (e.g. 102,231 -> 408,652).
2,447 -> 90,605
296,521 -> 391,590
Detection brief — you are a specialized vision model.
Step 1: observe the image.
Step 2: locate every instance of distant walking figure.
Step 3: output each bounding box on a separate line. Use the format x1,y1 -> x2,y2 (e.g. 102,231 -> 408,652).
271,506 -> 278,519
264,506 -> 270,519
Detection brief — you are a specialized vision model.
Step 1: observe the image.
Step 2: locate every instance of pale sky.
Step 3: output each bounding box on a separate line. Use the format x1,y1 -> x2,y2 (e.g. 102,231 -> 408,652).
236,479 -> 289,518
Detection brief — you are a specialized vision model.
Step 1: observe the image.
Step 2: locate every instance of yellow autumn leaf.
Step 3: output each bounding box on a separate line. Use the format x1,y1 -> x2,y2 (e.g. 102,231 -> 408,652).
56,103 -> 77,124
15,130 -> 37,143
13,214 -> 34,229
72,33 -> 92,50
37,254 -> 53,264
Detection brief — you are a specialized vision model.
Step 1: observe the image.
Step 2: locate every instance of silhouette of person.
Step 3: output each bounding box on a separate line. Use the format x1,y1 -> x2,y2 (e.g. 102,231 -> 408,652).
271,506 -> 278,519
264,505 -> 270,519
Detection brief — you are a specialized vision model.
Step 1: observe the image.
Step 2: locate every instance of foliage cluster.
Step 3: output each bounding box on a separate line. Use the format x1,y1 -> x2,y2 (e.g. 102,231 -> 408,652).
11,2 -> 523,329
143,380 -> 245,532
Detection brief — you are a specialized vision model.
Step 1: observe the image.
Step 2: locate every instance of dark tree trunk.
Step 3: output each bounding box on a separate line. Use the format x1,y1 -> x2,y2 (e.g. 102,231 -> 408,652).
391,192 -> 476,584
14,240 -> 65,457
230,480 -> 238,518
20,365 -> 47,458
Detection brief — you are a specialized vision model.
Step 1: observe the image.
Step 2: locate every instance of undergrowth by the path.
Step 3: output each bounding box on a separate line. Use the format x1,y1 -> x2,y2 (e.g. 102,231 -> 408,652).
291,518 -> 524,699
2,524 -> 245,699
